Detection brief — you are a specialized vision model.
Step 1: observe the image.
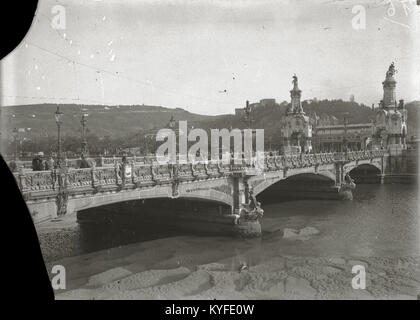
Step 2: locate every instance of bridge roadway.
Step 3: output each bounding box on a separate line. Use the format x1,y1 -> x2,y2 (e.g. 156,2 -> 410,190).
14,150 -> 387,236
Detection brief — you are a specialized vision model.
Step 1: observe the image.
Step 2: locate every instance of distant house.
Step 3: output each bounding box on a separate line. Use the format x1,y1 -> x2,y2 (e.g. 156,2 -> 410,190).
317,114 -> 339,126
259,99 -> 276,107
235,98 -> 277,117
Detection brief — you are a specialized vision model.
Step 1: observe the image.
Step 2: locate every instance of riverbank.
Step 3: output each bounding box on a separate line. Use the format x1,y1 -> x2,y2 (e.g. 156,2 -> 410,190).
52,235 -> 420,300
36,215 -> 82,263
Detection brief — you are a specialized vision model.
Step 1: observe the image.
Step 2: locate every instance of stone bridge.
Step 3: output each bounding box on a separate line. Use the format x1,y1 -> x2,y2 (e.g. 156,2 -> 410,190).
15,150 -> 387,236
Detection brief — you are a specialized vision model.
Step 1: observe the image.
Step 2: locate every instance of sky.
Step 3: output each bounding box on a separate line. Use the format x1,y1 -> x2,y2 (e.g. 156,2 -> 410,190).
1,0 -> 419,115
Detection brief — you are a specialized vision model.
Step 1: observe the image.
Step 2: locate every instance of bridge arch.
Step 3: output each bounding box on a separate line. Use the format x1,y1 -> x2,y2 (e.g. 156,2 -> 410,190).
74,195 -> 236,245
252,171 -> 336,196
252,172 -> 337,203
67,187 -> 233,215
345,163 -> 382,183
344,162 -> 382,175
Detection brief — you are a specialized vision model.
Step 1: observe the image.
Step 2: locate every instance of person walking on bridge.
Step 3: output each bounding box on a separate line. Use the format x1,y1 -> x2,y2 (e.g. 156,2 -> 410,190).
78,154 -> 91,169
32,153 -> 44,171
44,156 -> 54,170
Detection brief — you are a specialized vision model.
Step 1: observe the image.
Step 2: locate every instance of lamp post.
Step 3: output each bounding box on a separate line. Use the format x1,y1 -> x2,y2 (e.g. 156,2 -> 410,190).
55,106 -> 64,167
242,100 -> 255,159
13,128 -> 19,161
12,127 -> 18,161
343,113 -> 349,153
144,134 -> 150,155
80,113 -> 88,156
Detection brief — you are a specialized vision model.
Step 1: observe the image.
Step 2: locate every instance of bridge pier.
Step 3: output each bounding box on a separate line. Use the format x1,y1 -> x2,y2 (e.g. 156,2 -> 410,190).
230,174 -> 263,237
176,211 -> 262,238
232,220 -> 262,237
334,161 -> 355,200
335,162 -> 344,187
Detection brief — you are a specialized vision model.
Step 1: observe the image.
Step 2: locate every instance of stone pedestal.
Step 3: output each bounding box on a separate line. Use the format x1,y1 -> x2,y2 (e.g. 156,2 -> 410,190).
233,220 -> 262,238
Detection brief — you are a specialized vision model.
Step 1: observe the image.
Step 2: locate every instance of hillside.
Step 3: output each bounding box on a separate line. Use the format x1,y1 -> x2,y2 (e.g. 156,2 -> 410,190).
1,103 -> 216,138
1,100 -> 419,154
199,99 -> 420,139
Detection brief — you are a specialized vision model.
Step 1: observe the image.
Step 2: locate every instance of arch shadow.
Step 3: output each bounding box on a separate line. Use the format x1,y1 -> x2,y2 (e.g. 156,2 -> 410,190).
346,163 -> 382,184
255,172 -> 337,203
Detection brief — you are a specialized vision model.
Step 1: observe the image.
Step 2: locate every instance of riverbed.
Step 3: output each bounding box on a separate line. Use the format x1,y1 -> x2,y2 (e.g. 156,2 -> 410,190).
37,184 -> 420,299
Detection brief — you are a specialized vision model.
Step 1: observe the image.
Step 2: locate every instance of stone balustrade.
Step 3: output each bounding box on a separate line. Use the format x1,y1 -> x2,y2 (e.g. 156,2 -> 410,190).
13,150 -> 386,197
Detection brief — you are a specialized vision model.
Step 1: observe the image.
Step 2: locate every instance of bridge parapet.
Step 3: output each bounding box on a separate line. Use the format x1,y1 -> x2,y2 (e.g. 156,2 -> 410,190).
8,150 -> 387,173
132,165 -> 154,186
67,168 -> 94,189
16,169 -> 56,192
175,163 -> 194,181
192,162 -> 208,179
93,166 -> 118,188
206,162 -> 221,178
14,151 -> 387,199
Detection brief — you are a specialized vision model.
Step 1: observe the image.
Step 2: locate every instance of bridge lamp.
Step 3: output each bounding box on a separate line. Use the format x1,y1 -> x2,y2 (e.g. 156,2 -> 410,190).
12,127 -> 18,161
343,113 -> 349,152
55,106 -> 64,167
80,113 -> 88,156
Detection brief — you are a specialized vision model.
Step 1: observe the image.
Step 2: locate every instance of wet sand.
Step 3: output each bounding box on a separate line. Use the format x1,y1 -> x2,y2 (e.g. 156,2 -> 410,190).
49,234 -> 420,300
40,184 -> 419,300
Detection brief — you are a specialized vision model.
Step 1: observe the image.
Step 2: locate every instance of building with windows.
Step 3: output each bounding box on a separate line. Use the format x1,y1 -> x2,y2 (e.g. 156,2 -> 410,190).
235,98 -> 277,117
312,123 -> 374,152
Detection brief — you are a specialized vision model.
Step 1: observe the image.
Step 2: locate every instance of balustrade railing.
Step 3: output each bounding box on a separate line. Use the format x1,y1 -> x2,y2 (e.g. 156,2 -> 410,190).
14,151 -> 386,195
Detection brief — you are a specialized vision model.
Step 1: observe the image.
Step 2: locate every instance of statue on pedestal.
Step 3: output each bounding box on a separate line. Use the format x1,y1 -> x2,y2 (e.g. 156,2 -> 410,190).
292,74 -> 298,88
238,189 -> 264,222
339,174 -> 356,200
386,62 -> 396,77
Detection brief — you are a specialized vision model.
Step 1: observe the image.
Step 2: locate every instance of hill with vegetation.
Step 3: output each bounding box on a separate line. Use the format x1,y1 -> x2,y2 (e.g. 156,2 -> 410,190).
1,100 -> 418,155
1,103 -> 216,138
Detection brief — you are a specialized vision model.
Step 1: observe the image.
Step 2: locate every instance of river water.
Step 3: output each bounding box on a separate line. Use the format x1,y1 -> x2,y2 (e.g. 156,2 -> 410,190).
46,183 -> 420,299
261,184 -> 419,257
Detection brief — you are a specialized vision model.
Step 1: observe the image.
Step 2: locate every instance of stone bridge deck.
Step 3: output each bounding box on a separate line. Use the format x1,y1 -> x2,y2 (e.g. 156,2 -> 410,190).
14,150 -> 386,224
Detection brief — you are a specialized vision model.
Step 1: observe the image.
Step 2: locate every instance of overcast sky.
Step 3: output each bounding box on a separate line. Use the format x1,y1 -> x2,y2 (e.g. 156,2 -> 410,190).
1,0 -> 419,115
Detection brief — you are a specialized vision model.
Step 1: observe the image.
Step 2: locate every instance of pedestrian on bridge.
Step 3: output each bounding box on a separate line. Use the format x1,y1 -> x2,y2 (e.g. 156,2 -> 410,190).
44,156 -> 55,170
78,154 -> 92,169
118,156 -> 132,187
32,153 -> 44,171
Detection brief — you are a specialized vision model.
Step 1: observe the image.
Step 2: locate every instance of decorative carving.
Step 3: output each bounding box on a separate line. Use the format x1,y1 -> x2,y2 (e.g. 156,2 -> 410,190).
171,180 -> 179,198
386,62 -> 396,78
134,165 -> 154,184
94,167 -> 116,186
237,189 -> 264,223
206,162 -> 220,177
67,169 -> 92,188
177,163 -> 194,180
153,164 -> 171,183
56,191 -> 68,216
192,163 -> 207,178
339,174 -> 356,200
